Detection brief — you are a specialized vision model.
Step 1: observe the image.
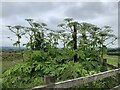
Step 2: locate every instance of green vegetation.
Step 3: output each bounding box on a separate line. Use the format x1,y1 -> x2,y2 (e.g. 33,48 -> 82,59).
2,18 -> 118,89
2,52 -> 23,72
2,50 -> 119,89
106,55 -> 118,67
107,52 -> 120,56
0,78 -> 2,89
2,52 -> 118,72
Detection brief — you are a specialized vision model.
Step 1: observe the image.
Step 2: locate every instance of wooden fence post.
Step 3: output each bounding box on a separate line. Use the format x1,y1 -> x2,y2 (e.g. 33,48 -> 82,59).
103,58 -> 107,70
44,75 -> 55,89
101,58 -> 107,71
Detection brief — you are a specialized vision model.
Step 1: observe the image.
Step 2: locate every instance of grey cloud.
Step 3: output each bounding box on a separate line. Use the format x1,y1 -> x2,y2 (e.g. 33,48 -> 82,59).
1,2 -> 118,47
2,2 -> 58,18
64,2 -> 117,20
118,2 -> 120,47
47,17 -> 63,29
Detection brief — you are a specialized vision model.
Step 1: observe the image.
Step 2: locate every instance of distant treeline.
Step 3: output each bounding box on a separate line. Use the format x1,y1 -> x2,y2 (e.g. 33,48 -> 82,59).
107,47 -> 120,52
0,47 -> 27,52
1,47 -> 120,53
107,47 -> 120,56
107,52 -> 120,56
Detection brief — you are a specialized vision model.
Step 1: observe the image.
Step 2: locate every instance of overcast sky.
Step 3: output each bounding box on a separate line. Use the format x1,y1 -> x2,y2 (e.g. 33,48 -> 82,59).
1,2 -> 119,48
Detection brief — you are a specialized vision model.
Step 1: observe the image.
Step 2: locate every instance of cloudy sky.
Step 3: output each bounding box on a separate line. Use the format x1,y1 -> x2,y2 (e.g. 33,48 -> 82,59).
1,1 -> 119,48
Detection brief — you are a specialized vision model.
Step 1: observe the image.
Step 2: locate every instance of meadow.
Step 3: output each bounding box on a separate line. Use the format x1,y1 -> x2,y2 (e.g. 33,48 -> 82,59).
1,52 -> 23,72
1,52 -> 118,71
106,55 -> 118,67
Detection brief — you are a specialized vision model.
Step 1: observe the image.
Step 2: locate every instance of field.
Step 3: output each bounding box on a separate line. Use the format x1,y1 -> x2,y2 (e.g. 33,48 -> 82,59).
105,55 -> 118,67
1,52 -> 119,72
0,78 -> 2,86
1,52 -> 24,72
0,52 -> 24,87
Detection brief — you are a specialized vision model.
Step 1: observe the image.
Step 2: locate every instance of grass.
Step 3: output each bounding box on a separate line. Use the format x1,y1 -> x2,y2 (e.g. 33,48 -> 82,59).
1,52 -> 24,72
2,59 -> 23,72
105,55 -> 118,67
0,78 -> 2,85
0,78 -> 2,89
1,50 -> 34,72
